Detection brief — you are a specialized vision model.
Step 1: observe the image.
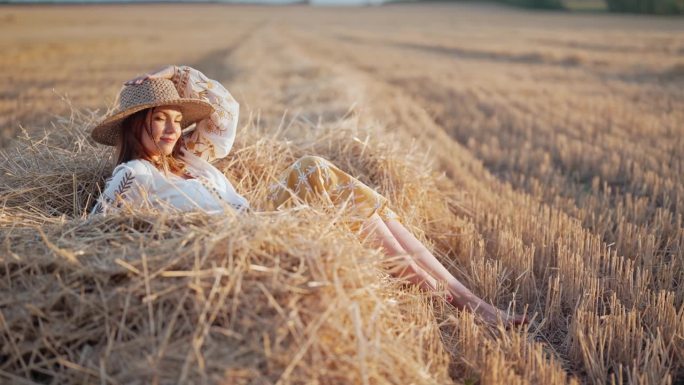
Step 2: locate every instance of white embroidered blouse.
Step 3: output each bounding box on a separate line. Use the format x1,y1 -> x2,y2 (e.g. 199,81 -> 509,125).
90,65 -> 250,216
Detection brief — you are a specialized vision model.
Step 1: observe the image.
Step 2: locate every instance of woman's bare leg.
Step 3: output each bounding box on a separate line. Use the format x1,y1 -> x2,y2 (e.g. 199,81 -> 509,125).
382,217 -> 525,325
359,214 -> 452,300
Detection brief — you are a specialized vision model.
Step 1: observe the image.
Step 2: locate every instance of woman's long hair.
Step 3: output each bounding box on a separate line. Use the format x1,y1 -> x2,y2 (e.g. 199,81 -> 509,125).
115,107 -> 187,175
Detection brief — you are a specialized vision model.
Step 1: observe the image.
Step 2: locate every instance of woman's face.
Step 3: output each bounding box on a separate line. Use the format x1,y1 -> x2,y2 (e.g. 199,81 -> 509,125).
141,105 -> 183,157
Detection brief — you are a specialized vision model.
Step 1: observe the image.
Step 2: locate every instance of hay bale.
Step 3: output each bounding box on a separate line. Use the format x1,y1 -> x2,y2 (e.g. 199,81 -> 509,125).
0,107 -> 460,384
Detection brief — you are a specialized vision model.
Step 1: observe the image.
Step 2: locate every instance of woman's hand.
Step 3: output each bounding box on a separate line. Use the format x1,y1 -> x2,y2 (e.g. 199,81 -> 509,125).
124,65 -> 176,85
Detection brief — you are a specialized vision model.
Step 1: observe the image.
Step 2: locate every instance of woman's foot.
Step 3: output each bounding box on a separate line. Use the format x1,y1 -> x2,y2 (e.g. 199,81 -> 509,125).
475,303 -> 527,328
509,313 -> 528,326
448,295 -> 527,328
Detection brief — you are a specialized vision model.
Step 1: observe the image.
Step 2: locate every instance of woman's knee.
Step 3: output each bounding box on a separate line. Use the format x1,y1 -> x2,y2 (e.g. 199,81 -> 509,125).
295,155 -> 332,170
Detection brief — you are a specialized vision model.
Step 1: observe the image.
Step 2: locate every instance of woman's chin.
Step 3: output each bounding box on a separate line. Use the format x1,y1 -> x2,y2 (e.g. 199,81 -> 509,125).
158,145 -> 176,155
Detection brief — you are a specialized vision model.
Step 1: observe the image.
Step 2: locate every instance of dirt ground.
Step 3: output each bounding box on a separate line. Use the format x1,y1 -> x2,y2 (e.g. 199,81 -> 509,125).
1,2 -> 683,384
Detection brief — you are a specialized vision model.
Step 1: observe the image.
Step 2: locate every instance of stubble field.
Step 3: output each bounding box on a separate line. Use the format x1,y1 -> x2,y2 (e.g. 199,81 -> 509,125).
1,3 -> 683,384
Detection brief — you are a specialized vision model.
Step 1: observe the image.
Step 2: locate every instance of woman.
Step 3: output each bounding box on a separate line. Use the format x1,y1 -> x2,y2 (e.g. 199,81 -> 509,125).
90,64 -> 526,327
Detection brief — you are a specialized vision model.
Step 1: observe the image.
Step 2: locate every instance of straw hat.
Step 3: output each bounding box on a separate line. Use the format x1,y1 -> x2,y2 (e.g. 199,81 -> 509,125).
91,78 -> 215,146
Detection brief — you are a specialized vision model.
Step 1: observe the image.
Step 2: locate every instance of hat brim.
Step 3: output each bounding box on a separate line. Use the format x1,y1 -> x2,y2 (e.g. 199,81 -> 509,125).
91,98 -> 215,146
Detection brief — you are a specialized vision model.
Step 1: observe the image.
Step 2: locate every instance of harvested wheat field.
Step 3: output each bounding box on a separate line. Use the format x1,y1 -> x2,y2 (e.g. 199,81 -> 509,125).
1,2 -> 683,384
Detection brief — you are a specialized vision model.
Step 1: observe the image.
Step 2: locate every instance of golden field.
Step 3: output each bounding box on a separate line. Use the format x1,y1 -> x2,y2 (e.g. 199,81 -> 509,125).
1,3 -> 683,384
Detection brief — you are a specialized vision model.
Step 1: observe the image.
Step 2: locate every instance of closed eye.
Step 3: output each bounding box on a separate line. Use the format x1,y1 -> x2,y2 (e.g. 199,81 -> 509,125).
155,117 -> 183,123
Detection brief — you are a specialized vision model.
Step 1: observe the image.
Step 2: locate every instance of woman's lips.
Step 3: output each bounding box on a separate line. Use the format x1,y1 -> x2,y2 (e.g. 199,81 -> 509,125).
160,137 -> 176,144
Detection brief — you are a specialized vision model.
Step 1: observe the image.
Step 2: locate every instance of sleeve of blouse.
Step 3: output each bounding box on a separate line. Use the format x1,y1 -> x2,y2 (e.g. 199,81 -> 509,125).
89,162 -> 154,216
171,65 -> 239,163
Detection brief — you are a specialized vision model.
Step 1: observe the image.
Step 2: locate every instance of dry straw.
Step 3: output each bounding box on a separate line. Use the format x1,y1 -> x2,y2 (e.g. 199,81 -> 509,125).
2,94 -> 681,384
0,101 -> 463,384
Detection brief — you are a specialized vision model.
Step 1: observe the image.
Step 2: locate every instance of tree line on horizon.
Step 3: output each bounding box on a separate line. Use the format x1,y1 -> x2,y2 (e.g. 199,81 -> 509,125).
422,0 -> 682,14
603,0 -> 682,13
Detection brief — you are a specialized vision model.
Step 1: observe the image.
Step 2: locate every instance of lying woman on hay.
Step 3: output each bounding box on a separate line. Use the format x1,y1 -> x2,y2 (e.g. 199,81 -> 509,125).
89,64 -> 526,327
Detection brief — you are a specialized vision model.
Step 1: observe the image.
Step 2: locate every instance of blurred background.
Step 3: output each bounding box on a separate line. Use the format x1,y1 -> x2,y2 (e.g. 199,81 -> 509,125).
3,0 -> 684,13
0,0 -> 681,148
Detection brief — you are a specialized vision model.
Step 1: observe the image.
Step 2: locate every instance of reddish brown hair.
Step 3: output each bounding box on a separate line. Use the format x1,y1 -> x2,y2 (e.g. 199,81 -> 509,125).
115,107 -> 187,175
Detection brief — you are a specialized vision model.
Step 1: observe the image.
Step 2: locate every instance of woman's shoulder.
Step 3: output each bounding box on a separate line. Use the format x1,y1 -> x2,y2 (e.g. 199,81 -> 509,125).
106,159 -> 158,189
113,159 -> 155,176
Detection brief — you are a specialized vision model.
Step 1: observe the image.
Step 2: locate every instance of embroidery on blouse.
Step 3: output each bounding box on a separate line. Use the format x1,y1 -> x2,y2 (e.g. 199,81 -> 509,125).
173,66 -> 239,164
185,168 -> 246,213
219,108 -> 234,124
194,138 -> 215,160
197,89 -> 209,101
197,94 -> 227,135
91,199 -> 106,215
173,66 -> 192,98
93,174 -> 115,213
203,118 -> 222,135
91,169 -> 136,214
115,170 -> 136,196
